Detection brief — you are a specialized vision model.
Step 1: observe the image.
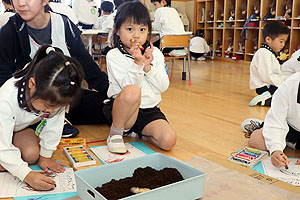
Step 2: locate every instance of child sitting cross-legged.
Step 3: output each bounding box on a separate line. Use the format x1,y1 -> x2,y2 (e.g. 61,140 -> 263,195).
249,21 -> 289,107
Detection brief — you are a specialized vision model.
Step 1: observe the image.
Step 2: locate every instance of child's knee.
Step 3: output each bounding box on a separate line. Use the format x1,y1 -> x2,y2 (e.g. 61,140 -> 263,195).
248,129 -> 265,148
121,85 -> 141,103
159,131 -> 177,151
21,146 -> 40,164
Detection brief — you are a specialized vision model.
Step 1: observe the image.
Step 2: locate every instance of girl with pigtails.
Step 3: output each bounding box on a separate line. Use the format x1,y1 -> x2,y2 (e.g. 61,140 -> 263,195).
0,45 -> 84,191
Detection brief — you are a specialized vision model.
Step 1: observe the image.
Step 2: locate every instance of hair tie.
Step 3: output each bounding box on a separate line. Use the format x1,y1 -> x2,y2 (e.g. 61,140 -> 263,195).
46,47 -> 56,55
70,81 -> 75,85
65,61 -> 70,66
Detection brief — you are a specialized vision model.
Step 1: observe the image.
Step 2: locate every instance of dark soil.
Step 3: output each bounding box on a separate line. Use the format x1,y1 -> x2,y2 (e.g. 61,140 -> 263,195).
95,166 -> 184,200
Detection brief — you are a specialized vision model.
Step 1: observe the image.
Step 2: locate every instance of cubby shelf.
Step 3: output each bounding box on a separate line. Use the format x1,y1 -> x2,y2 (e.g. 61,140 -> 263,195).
194,0 -> 299,62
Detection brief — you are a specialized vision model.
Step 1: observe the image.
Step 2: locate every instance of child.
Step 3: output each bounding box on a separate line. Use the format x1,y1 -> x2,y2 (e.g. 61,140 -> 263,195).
241,72 -> 300,168
0,0 -> 15,27
0,45 -> 84,191
105,1 -> 176,153
95,1 -> 114,30
281,49 -> 300,80
72,0 -> 98,29
0,0 -> 109,137
190,29 -> 210,61
151,0 -> 185,48
249,21 -> 289,107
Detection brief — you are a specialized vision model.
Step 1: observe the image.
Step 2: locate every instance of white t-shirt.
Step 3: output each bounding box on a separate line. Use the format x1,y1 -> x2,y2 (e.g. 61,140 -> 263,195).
249,47 -> 283,89
190,36 -> 210,54
72,0 -> 98,26
0,11 -> 14,27
94,15 -> 109,30
49,2 -> 78,25
106,47 -> 169,108
263,72 -> 300,154
153,7 -> 185,37
282,49 -> 300,81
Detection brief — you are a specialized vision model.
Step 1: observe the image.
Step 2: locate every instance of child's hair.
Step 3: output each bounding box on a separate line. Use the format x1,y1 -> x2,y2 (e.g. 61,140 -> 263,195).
3,0 -> 12,5
262,21 -> 290,41
195,29 -> 204,37
151,0 -> 171,7
114,0 -> 124,9
112,1 -> 152,48
14,45 -> 84,108
101,1 -> 114,13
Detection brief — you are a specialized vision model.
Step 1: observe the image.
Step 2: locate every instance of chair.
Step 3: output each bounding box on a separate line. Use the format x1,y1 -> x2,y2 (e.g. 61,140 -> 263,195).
160,34 -> 191,85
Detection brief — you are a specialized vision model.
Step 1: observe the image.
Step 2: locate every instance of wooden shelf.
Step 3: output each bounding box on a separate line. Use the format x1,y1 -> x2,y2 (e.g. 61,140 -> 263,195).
194,0 -> 299,62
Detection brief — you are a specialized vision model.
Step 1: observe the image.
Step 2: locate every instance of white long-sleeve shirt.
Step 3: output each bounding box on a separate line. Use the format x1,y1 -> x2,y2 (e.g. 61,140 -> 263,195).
49,2 -> 78,25
0,78 -> 65,181
106,47 -> 169,108
72,0 -> 98,26
190,36 -> 210,54
263,72 -> 300,154
282,49 -> 300,81
152,7 -> 185,38
249,47 -> 284,89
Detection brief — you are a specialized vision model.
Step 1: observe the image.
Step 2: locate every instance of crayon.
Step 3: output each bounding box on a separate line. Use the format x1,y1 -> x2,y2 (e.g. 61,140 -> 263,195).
130,39 -> 144,50
280,154 -> 289,169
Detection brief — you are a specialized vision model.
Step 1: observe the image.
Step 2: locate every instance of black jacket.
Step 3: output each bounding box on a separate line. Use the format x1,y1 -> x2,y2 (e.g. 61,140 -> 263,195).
0,13 -> 108,94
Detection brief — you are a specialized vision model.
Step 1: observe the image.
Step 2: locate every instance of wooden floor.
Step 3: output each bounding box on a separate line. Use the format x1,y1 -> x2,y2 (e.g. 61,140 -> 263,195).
54,58 -> 300,164
3,59 -> 300,200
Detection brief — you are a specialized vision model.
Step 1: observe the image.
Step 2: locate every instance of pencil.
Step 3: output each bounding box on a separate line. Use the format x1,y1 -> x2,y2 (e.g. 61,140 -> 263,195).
280,153 -> 289,169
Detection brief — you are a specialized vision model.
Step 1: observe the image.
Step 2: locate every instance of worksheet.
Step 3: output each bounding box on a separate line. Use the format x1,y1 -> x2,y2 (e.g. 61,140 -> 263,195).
0,168 -> 76,198
262,156 -> 300,186
90,143 -> 149,164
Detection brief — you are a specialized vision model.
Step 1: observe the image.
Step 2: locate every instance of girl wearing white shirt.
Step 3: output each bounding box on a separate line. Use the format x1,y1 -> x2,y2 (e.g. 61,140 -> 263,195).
105,1 -> 176,154
190,29 -> 210,61
0,45 -> 84,191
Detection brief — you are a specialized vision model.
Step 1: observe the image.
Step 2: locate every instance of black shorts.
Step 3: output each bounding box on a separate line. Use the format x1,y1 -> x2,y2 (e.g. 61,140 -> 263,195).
286,124 -> 300,143
102,98 -> 168,138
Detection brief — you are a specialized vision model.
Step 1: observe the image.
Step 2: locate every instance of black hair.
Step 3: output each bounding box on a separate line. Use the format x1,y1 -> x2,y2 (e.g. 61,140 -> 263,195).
14,45 -> 84,108
195,29 -> 204,37
3,0 -> 12,5
101,1 -> 114,13
150,0 -> 171,7
114,0 -> 124,9
112,1 -> 152,48
262,21 -> 290,42
49,0 -> 62,2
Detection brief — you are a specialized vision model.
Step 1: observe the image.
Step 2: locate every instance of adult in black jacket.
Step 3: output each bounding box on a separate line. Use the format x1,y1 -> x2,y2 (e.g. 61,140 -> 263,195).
0,3 -> 109,127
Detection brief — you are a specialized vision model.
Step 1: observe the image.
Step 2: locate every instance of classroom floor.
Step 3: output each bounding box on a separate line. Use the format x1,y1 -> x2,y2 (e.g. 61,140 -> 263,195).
3,59 -> 300,200
55,58 -> 300,165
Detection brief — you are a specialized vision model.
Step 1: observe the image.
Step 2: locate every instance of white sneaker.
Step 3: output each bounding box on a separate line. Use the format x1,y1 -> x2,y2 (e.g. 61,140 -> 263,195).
197,57 -> 206,61
106,135 -> 127,154
249,91 -> 272,107
241,118 -> 263,138
191,56 -> 196,61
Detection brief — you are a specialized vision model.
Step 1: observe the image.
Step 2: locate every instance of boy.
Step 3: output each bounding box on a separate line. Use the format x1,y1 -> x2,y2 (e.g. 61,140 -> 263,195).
249,21 -> 289,106
95,1 -> 114,30
241,72 -> 300,168
0,0 -> 14,27
151,0 -> 185,48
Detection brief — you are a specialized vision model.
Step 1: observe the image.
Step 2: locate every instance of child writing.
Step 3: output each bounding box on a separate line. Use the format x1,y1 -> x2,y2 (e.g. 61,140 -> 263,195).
0,45 -> 84,190
190,29 -> 210,61
249,21 -> 289,107
104,1 -> 176,153
241,72 -> 300,169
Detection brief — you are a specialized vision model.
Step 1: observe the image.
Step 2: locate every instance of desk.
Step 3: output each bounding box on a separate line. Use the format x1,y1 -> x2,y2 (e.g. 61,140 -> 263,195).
81,29 -> 109,55
81,30 -> 193,55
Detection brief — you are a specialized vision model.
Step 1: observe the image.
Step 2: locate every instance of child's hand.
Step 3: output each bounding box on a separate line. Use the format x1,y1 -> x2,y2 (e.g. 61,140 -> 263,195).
38,156 -> 66,173
143,42 -> 154,73
296,160 -> 300,165
24,171 -> 56,191
129,40 -> 144,66
271,151 -> 290,168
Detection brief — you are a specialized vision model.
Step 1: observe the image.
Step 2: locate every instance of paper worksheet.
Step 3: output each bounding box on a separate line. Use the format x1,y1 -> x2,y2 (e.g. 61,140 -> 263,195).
0,168 -> 76,198
90,143 -> 147,164
262,156 -> 300,186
